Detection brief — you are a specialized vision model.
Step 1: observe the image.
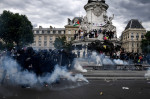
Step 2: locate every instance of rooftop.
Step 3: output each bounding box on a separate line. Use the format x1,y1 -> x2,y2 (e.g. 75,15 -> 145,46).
125,19 -> 144,30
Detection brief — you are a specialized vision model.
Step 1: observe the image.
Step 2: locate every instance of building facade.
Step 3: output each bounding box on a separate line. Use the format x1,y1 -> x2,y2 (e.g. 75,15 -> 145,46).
31,16 -> 82,50
121,19 -> 146,53
32,26 -> 65,50
65,17 -> 83,42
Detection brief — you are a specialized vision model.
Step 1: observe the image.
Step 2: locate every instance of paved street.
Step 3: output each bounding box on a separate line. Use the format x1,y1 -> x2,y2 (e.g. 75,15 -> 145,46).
1,68 -> 150,99
82,70 -> 148,80
0,80 -> 150,99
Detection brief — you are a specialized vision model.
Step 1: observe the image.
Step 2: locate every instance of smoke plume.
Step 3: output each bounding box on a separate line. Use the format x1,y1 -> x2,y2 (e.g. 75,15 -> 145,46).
145,69 -> 150,78
73,59 -> 88,72
0,56 -> 88,87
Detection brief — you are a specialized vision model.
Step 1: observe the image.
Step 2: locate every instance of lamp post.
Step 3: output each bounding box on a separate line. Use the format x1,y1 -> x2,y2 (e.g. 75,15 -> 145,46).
136,34 -> 139,53
131,34 -> 134,53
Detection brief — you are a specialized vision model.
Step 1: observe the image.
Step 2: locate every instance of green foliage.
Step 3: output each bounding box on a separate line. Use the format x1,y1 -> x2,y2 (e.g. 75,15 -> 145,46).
141,31 -> 150,53
54,36 -> 72,51
0,41 -> 4,50
0,10 -> 33,49
145,31 -> 150,40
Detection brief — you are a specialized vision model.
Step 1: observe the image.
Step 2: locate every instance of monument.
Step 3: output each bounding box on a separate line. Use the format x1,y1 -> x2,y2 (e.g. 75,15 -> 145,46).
80,0 -> 117,38
66,0 -> 120,58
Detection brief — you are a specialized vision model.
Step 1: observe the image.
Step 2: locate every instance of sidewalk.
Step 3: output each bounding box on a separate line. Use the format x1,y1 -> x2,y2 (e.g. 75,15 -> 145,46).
82,70 -> 149,80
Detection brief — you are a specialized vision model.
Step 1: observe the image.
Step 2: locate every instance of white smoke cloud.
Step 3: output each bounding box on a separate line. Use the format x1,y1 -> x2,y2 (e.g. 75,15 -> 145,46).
73,59 -> 88,73
0,56 -> 88,87
113,59 -> 129,65
145,69 -> 150,78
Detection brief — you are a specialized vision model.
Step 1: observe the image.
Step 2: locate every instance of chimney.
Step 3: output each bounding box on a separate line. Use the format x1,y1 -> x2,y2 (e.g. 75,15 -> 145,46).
50,26 -> 53,29
39,26 -> 42,29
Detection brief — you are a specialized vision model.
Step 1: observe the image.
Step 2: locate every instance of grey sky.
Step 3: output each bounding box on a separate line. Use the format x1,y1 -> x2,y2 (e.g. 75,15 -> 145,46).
0,0 -> 150,37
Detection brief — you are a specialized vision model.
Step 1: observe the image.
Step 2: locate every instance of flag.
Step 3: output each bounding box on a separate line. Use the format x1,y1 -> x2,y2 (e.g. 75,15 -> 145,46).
104,36 -> 108,40
73,20 -> 80,26
103,45 -> 107,49
139,56 -> 142,60
138,59 -> 141,63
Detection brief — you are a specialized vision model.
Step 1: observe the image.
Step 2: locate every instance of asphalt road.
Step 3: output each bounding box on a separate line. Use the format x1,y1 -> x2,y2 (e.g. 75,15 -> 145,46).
0,80 -> 150,99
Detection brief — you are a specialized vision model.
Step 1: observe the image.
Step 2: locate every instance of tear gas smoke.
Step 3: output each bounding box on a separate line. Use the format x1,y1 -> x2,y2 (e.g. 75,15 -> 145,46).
113,59 -> 129,65
89,52 -> 114,65
145,69 -> 150,78
73,59 -> 88,72
0,56 -> 88,87
90,52 -> 102,66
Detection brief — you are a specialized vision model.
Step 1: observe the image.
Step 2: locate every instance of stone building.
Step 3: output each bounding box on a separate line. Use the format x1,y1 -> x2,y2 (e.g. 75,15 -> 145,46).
32,26 -> 65,50
31,16 -> 82,50
121,19 -> 146,53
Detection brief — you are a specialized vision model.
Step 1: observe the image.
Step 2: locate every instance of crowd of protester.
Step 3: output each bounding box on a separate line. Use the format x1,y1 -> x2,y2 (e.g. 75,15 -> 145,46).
1,47 -> 150,74
111,51 -> 150,65
0,47 -> 76,76
74,29 -> 115,40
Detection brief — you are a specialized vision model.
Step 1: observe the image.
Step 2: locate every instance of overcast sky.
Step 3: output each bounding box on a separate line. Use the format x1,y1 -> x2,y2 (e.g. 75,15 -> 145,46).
0,0 -> 150,37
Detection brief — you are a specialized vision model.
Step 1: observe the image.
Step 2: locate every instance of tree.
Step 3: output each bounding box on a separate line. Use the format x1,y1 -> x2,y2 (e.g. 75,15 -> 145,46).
54,36 -> 72,51
0,41 -> 4,50
141,31 -> 150,53
0,10 -> 33,49
88,40 -> 115,53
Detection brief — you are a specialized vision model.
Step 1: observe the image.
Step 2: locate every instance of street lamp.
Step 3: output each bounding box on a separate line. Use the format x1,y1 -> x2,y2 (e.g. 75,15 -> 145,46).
136,33 -> 139,53
131,34 -> 134,53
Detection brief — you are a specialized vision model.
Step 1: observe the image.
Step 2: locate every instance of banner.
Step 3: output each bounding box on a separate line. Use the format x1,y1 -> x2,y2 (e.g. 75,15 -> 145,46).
93,22 -> 106,27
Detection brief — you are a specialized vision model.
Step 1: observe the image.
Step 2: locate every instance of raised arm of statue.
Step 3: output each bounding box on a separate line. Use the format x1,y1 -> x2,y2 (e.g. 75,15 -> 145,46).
108,14 -> 114,24
109,14 -> 114,22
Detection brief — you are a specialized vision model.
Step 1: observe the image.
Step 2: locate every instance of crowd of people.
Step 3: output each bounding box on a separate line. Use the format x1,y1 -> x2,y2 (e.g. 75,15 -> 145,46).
1,47 -> 150,74
0,47 -> 76,76
74,29 -> 115,40
111,51 -> 150,65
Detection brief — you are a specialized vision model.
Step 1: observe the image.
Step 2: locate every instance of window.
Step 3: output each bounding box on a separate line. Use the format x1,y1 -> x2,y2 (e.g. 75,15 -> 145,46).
38,41 -> 41,46
47,30 -> 50,34
44,41 -> 47,47
44,36 -> 47,41
131,33 -> 134,40
53,30 -> 56,34
42,30 -> 45,34
36,30 -> 39,34
50,37 -> 53,41
39,36 -> 42,41
137,43 -> 139,47
49,41 -> 53,47
58,31 -> 61,34
136,33 -> 139,40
